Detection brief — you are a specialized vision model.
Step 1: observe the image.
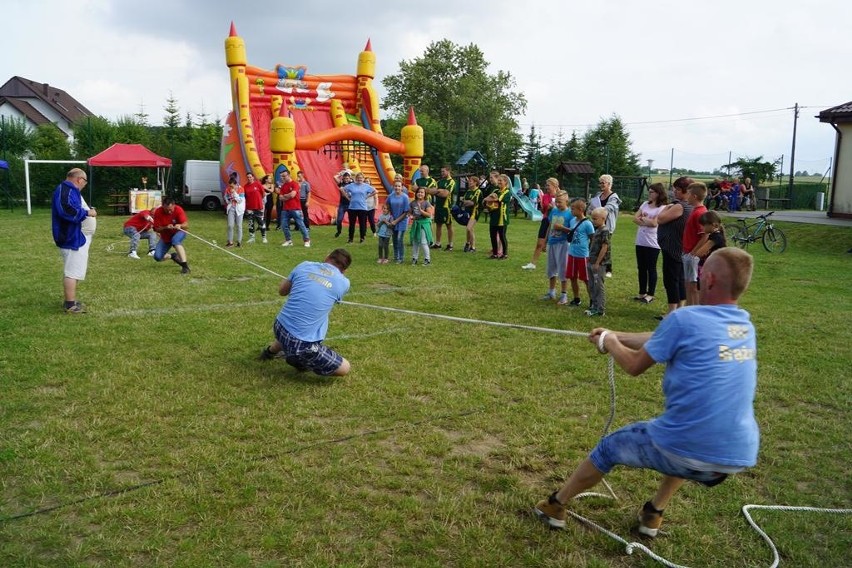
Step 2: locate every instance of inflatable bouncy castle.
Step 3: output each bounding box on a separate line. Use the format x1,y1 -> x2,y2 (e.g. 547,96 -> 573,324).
221,23 -> 424,224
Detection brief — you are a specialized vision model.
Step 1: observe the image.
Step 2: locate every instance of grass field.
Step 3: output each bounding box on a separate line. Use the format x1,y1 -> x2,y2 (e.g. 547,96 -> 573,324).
1,208 -> 850,567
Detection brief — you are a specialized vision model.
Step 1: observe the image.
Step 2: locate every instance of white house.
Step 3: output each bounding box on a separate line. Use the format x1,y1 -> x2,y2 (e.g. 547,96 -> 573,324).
817,102 -> 852,219
0,76 -> 94,140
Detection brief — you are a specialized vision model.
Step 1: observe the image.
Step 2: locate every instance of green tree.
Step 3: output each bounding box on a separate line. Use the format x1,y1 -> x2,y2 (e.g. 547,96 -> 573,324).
163,92 -> 182,142
0,116 -> 34,157
114,115 -> 151,145
537,129 -> 582,180
382,112 -> 453,172
134,102 -> 149,126
723,156 -> 780,184
29,124 -> 73,204
72,116 -> 114,159
381,39 -> 526,168
580,115 -> 641,177
0,117 -> 35,204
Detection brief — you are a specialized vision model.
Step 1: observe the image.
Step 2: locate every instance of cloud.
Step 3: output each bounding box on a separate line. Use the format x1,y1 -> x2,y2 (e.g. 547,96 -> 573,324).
1,0 -> 847,172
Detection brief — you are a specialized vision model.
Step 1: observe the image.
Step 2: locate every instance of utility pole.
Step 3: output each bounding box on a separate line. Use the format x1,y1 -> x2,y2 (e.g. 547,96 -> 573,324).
668,148 -> 674,188
787,103 -> 799,201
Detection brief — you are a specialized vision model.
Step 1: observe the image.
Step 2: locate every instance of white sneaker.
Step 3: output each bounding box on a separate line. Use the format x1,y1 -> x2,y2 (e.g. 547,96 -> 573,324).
521,262 -> 536,270
262,236 -> 268,244
606,272 -> 613,278
247,237 -> 255,244
128,251 -> 140,259
147,250 -> 155,257
304,241 -> 311,248
282,240 -> 293,247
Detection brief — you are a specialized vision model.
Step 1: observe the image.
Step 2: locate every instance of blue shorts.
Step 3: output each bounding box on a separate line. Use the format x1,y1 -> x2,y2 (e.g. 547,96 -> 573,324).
273,320 -> 343,376
589,421 -> 729,486
154,231 -> 187,260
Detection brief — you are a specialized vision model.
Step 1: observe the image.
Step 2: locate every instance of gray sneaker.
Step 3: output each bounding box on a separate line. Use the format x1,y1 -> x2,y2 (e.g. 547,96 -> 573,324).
65,302 -> 87,314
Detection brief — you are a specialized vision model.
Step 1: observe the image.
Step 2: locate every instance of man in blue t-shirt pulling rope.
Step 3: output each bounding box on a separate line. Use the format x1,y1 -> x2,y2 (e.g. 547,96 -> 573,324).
259,248 -> 352,377
535,247 -> 759,537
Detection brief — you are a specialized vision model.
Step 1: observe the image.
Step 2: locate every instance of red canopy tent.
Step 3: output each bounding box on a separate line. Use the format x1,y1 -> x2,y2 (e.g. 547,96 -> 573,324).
88,143 -> 172,167
86,143 -> 172,205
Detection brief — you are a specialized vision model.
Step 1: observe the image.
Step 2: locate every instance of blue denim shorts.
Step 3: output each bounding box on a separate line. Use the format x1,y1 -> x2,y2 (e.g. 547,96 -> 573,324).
589,421 -> 729,486
154,231 -> 186,260
273,320 -> 342,376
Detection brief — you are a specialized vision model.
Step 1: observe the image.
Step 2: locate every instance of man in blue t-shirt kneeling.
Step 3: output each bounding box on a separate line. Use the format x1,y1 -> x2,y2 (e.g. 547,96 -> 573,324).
535,248 -> 759,537
260,248 -> 352,377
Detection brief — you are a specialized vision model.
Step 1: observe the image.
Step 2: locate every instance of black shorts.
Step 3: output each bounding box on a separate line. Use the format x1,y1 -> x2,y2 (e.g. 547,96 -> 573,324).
537,217 -> 551,240
435,208 -> 451,225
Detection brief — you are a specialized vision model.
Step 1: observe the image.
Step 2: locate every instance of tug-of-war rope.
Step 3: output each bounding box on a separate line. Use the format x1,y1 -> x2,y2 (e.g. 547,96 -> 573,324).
181,228 -> 851,568
55,229 -> 849,566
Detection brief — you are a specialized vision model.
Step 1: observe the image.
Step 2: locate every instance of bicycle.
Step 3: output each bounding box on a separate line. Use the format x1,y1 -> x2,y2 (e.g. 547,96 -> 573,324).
725,211 -> 787,253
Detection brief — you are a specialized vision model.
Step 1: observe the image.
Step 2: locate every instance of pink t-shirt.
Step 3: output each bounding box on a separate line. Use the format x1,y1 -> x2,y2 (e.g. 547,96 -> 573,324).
635,202 -> 664,249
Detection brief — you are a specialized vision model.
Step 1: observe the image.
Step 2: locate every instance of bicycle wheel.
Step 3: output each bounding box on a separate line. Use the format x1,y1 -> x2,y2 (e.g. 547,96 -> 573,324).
724,223 -> 743,238
762,226 -> 787,253
730,228 -> 749,249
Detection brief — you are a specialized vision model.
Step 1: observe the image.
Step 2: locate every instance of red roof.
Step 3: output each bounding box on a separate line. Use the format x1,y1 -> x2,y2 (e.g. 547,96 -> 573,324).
88,143 -> 172,167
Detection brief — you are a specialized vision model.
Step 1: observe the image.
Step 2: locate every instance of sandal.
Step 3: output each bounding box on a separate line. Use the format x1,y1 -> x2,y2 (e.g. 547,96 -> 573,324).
642,296 -> 655,304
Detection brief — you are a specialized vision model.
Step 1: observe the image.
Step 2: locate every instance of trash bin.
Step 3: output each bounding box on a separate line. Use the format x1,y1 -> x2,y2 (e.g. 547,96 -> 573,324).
816,192 -> 825,211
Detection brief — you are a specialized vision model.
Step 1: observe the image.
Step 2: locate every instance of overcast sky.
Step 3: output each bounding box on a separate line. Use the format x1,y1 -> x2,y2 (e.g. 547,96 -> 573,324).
5,0 -> 850,174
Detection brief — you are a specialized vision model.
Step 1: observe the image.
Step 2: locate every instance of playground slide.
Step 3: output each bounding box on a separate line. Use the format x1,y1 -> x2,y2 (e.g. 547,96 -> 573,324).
291,111 -> 345,225
509,175 -> 543,221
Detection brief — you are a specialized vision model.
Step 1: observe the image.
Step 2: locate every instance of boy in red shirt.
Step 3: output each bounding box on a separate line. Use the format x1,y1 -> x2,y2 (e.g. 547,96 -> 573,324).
153,197 -> 191,274
243,172 -> 267,243
681,182 -> 708,306
278,170 -> 311,247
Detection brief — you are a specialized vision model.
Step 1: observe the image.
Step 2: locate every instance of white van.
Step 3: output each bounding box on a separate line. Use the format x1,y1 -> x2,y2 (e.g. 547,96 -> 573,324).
183,160 -> 223,210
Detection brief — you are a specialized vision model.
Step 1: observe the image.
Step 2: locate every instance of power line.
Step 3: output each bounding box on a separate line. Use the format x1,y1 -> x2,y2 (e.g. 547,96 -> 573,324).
519,106 -> 793,130
625,107 -> 791,126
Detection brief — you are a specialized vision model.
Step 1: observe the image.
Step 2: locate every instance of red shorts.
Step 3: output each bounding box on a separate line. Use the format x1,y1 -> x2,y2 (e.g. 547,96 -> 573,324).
566,255 -> 588,282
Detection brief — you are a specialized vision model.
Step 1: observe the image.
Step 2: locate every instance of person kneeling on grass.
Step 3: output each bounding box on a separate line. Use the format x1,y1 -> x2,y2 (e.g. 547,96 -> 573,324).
535,248 -> 759,536
259,249 -> 352,377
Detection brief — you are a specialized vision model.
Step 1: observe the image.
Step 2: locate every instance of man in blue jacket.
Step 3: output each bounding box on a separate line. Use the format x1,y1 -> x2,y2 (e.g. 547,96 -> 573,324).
52,168 -> 97,314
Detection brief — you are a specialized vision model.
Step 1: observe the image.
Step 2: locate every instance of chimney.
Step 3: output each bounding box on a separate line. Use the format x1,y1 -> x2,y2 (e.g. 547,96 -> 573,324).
43,83 -> 48,95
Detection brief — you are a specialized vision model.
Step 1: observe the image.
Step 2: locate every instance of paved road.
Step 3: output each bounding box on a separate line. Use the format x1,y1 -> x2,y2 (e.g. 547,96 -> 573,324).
721,209 -> 852,227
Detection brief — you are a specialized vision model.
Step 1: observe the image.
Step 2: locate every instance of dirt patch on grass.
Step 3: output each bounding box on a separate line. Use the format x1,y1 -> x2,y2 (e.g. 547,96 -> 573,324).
448,433 -> 504,458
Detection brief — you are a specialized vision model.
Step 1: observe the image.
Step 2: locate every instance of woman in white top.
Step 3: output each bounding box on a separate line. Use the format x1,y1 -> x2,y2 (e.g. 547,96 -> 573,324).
631,182 -> 668,303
